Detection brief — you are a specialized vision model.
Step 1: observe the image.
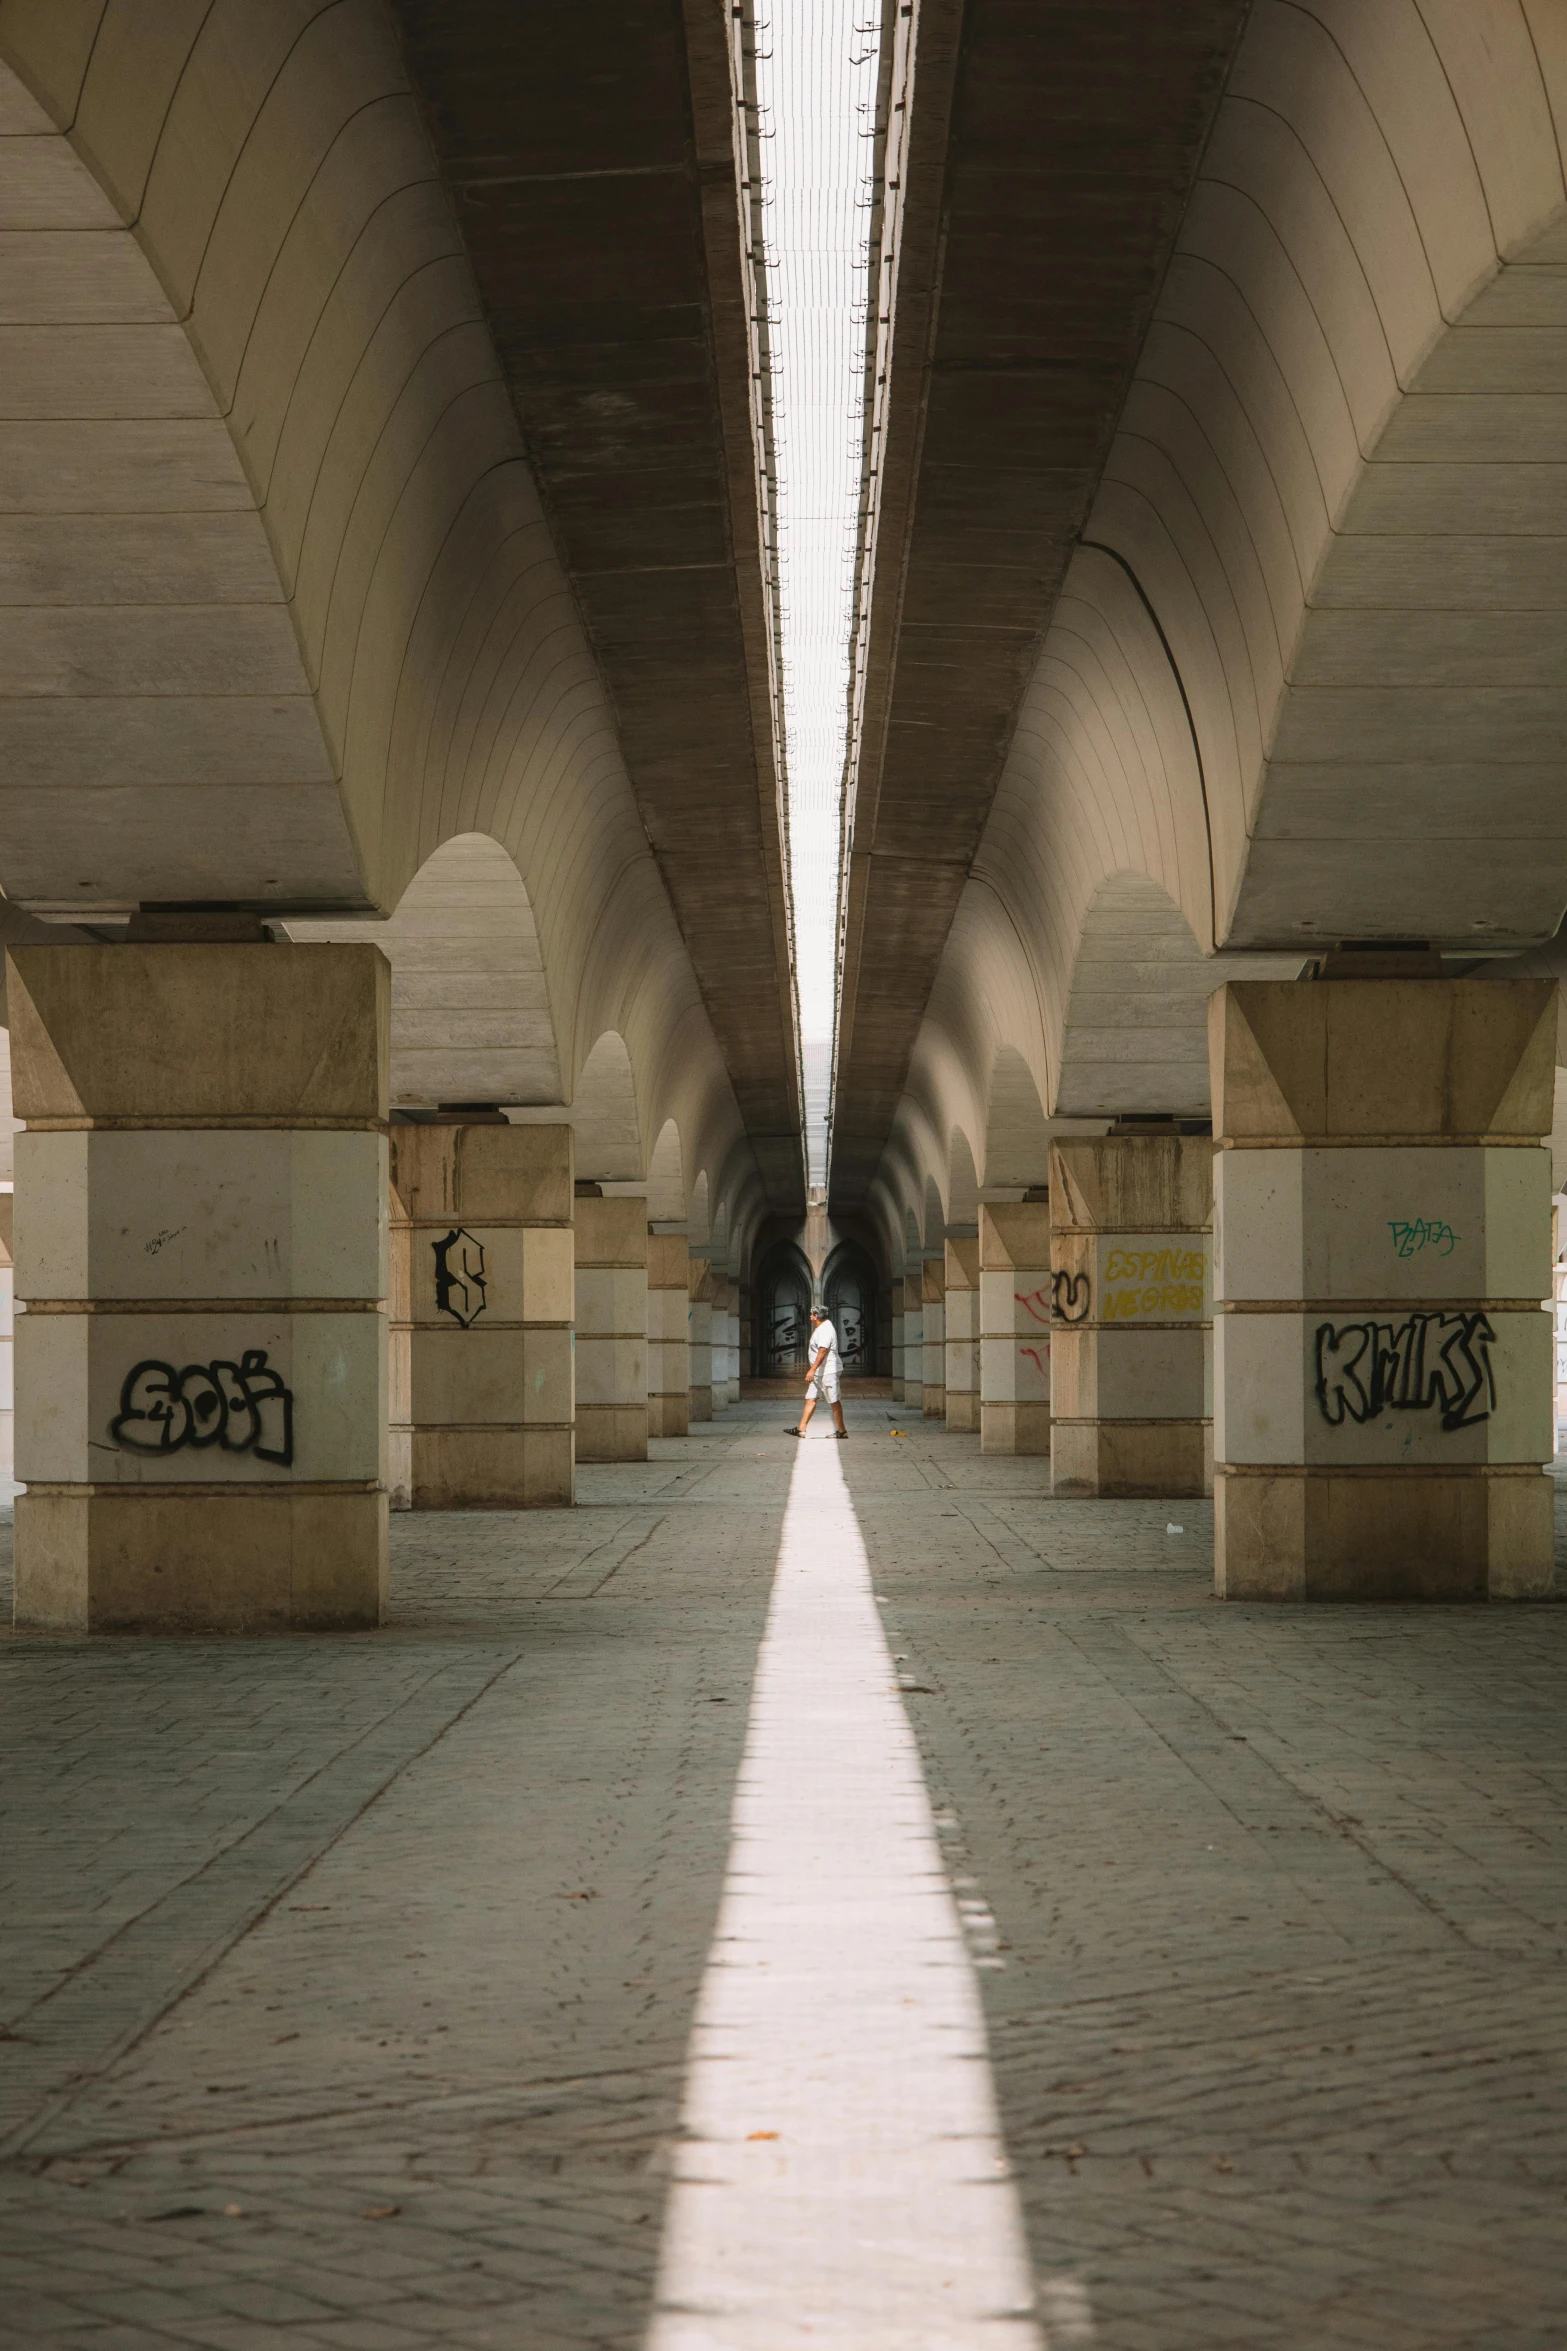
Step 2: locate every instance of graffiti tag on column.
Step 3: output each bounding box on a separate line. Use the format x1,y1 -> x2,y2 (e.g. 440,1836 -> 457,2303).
110,1351 -> 295,1465
1016,1275 -> 1091,1326
1020,1346 -> 1049,1380
1314,1311 -> 1495,1434
433,1227 -> 488,1326
1389,1219 -> 1458,1259
1102,1245 -> 1207,1321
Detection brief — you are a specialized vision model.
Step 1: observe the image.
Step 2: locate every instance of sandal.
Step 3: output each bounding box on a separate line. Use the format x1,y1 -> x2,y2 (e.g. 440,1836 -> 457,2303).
784,1425 -> 803,1437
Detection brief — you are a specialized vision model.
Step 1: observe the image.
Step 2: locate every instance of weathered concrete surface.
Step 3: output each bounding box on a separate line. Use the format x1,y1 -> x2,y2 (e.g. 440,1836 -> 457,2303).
2,1402 -> 1565,2346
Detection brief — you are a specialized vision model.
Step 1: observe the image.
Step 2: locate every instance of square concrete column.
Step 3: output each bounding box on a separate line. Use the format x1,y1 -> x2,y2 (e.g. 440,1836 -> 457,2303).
1213,979 -> 1555,1601
0,1194 -> 12,1478
980,1203 -> 1052,1455
575,1196 -> 647,1462
710,1277 -> 730,1415
922,1257 -> 946,1417
689,1257 -> 713,1422
890,1278 -> 905,1400
389,1122 -> 573,1510
10,943 -> 389,1631
944,1236 -> 979,1432
725,1278 -> 742,1404
903,1279 -> 924,1415
647,1232 -> 690,1437
739,1283 -> 753,1390
1049,1137 -> 1213,1498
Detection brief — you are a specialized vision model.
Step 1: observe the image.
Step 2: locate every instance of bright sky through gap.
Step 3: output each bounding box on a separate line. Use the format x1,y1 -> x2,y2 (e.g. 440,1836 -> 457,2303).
756,0 -> 882,1193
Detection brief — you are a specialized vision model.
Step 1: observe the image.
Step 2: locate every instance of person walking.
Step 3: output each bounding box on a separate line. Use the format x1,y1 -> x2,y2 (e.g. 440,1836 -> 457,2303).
787,1306 -> 847,1439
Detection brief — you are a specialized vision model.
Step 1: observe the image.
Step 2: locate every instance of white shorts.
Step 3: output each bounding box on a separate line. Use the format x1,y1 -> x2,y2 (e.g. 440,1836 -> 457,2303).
807,1371 -> 840,1404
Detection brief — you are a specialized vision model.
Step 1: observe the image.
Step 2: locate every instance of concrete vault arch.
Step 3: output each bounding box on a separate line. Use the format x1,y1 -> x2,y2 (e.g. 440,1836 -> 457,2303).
984,1048 -> 1050,1191
647,1118 -> 687,1225
947,1128 -> 979,1230
288,832 -> 561,1109
569,1033 -> 642,1184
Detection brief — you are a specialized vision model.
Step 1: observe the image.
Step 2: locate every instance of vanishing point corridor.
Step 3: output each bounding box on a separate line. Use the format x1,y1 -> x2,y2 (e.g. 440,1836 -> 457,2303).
4,1407 -> 1565,2347
4,1 -> 1567,2343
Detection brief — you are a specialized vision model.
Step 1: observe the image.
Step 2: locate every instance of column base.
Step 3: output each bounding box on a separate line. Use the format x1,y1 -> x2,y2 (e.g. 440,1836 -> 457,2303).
576,1404 -> 648,1463
1215,1467 -> 1554,1601
1053,1419 -> 1212,1499
946,1393 -> 978,1434
980,1402 -> 1051,1456
923,1385 -> 946,1419
891,1378 -> 904,1401
406,1428 -> 573,1509
689,1387 -> 713,1423
14,1486 -> 388,1632
649,1393 -> 689,1438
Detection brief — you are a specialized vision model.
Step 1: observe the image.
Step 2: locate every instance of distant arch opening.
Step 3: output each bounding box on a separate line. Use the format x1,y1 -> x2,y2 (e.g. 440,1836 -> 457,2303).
755,1241 -> 813,1375
823,1239 -> 878,1378
648,1119 -> 686,1224
689,1172 -> 711,1249
291,833 -> 561,1108
948,1128 -> 979,1230
985,1046 -> 1050,1189
922,1176 -> 944,1251
571,1032 -> 641,1182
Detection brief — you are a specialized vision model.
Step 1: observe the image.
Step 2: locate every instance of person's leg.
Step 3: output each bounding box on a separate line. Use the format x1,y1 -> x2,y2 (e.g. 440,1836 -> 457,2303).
830,1398 -> 846,1436
794,1394 -> 818,1434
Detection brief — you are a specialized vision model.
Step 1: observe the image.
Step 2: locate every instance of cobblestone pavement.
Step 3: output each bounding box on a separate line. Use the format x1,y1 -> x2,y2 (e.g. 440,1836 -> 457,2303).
2,1402 -> 1565,2348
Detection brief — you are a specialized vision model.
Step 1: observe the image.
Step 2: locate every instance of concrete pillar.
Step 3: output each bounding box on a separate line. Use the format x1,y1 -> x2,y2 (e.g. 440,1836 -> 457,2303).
944,1236 -> 979,1432
0,1194 -> 12,1479
715,1275 -> 728,1405
979,1203 -> 1052,1455
1049,1137 -> 1213,1498
689,1256 -> 713,1422
574,1195 -> 648,1462
726,1278 -> 742,1404
390,1122 -> 574,1509
903,1272 -> 924,1415
739,1282 -> 753,1389
890,1277 -> 905,1400
648,1232 -> 690,1436
922,1256 -> 946,1418
1213,977 -> 1555,1601
10,943 -> 389,1630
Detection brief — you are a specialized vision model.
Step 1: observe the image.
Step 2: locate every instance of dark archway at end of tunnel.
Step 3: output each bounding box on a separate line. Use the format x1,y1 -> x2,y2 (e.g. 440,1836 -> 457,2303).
753,1241 -> 814,1376
823,1240 -> 881,1379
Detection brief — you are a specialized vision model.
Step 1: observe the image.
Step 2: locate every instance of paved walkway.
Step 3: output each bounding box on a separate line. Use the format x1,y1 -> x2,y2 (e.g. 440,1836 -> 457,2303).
2,1402 -> 1565,2349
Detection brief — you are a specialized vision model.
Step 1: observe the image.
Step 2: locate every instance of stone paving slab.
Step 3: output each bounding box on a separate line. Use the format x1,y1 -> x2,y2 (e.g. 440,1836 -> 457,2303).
851,1420 -> 1567,2349
2,1409 -> 1565,2346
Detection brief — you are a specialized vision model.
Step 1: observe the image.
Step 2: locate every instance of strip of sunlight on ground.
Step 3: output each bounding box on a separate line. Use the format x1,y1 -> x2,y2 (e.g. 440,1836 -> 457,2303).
645,1437 -> 1046,2348
754,2 -> 881,1190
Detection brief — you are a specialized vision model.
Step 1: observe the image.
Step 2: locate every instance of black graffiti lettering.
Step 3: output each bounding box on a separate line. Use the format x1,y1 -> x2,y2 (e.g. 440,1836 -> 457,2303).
1051,1271 -> 1091,1325
1313,1311 -> 1496,1435
433,1227 -> 488,1326
110,1350 -> 295,1466
1315,1321 -> 1371,1425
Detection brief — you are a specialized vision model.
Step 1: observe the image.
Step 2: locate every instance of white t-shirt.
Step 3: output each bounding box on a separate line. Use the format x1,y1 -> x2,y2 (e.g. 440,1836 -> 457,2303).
809,1319 -> 840,1377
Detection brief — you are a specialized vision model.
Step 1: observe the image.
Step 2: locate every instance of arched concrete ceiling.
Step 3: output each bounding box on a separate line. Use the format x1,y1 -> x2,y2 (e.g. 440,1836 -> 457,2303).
0,0 -> 803,1215
830,0 -> 1252,1206
848,0 -> 1567,1232
0,58 -> 362,911
379,0 -> 801,1194
1089,5 -> 1567,954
